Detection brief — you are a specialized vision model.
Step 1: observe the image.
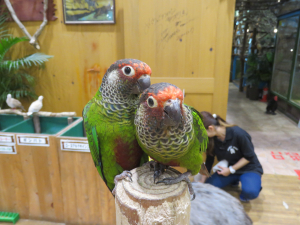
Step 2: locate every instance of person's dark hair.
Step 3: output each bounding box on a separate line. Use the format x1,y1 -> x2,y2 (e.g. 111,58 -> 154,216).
200,111 -> 236,156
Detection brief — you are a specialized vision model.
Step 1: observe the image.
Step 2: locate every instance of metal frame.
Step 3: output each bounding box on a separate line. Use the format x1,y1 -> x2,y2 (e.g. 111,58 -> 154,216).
62,0 -> 116,25
270,10 -> 300,110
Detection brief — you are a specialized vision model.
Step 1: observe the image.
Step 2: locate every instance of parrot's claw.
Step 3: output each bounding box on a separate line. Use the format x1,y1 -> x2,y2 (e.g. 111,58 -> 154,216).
153,162 -> 169,183
156,171 -> 196,201
112,170 -> 133,196
191,193 -> 196,201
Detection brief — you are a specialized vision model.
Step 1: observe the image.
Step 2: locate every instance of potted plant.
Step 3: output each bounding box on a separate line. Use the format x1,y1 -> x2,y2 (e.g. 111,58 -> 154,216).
0,12 -> 52,109
244,53 -> 260,100
244,52 -> 273,100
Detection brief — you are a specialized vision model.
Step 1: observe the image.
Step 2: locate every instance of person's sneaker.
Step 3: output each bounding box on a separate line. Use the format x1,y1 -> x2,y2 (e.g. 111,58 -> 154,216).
239,195 -> 249,203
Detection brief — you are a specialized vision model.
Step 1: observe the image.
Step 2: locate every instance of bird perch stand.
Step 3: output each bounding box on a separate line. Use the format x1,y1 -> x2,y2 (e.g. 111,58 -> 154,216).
115,165 -> 191,225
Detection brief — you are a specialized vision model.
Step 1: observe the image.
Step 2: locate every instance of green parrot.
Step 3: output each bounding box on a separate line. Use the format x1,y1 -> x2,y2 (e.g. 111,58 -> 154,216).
83,59 -> 152,194
134,82 -> 208,199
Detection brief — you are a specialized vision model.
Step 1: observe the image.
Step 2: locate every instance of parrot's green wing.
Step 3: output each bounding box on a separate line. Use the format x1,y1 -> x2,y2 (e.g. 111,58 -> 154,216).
184,104 -> 208,152
91,126 -> 107,183
83,103 -> 108,188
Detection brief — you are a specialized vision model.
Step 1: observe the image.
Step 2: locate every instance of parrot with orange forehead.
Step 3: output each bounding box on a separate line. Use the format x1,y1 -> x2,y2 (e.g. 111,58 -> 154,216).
83,59 -> 152,194
134,83 -> 208,199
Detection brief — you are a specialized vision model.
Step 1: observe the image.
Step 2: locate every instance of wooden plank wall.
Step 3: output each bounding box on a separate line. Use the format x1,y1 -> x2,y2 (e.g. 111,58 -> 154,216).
56,119 -> 115,225
7,0 -> 235,119
123,0 -> 236,118
0,135 -> 64,222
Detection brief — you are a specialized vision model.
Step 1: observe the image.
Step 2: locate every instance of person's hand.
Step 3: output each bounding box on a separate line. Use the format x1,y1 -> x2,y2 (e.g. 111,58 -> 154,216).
217,166 -> 231,176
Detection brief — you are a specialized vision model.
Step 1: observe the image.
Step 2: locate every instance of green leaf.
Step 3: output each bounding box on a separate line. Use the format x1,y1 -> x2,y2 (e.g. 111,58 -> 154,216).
0,36 -> 29,61
2,53 -> 53,72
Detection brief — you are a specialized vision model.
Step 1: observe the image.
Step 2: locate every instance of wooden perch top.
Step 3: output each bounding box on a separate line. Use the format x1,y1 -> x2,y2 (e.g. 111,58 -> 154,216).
115,165 -> 191,225
0,109 -> 76,117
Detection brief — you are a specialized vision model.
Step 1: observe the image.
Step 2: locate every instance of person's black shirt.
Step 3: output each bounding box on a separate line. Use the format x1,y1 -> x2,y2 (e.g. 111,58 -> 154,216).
205,126 -> 263,175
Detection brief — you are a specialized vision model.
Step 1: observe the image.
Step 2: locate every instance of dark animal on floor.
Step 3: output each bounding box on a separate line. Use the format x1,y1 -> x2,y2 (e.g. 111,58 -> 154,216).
266,95 -> 278,115
190,182 -> 253,225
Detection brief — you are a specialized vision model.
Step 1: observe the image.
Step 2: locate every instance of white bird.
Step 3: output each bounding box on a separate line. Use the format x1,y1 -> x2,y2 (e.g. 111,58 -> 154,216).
27,96 -> 43,116
6,94 -> 25,111
190,182 -> 252,225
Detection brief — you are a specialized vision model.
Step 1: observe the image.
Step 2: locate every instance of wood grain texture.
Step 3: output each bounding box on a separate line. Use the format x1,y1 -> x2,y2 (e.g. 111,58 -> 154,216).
123,0 -> 236,118
115,166 -> 191,225
0,130 -> 64,222
224,174 -> 300,225
56,119 -> 116,225
6,0 -> 234,119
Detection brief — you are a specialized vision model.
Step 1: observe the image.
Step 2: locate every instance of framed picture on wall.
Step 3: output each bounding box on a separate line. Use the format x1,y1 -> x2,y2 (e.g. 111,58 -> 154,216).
63,0 -> 115,24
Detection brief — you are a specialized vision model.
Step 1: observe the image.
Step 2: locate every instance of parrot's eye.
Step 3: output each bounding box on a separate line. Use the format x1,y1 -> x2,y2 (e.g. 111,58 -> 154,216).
147,96 -> 157,108
122,66 -> 135,76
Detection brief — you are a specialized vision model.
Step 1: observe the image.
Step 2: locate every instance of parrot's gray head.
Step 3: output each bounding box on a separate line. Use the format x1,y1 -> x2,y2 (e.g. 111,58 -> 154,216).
138,83 -> 184,129
100,59 -> 151,103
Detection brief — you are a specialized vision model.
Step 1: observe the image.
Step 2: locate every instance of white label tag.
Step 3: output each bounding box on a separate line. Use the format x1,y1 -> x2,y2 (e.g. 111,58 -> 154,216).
17,135 -> 49,147
0,134 -> 14,143
0,144 -> 16,154
61,140 -> 90,152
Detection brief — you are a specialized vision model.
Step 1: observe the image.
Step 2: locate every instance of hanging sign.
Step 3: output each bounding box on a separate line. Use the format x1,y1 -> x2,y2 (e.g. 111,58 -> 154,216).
60,140 -> 90,152
17,135 -> 50,147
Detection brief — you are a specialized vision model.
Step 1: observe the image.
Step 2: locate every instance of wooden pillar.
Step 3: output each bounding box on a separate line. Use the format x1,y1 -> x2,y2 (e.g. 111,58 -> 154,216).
115,165 -> 191,225
33,115 -> 41,133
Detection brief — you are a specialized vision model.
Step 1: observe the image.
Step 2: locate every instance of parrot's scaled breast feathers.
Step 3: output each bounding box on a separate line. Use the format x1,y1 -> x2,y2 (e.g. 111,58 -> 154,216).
135,104 -> 194,160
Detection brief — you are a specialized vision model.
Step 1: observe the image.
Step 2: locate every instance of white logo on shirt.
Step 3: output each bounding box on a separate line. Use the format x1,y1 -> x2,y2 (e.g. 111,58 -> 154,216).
227,146 -> 238,154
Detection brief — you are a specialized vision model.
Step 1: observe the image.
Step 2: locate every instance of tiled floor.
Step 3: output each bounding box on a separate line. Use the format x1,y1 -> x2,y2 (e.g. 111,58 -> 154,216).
226,83 -> 300,177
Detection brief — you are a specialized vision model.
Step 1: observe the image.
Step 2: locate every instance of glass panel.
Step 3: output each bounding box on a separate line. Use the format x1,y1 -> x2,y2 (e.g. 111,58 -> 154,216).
291,36 -> 300,106
271,16 -> 299,98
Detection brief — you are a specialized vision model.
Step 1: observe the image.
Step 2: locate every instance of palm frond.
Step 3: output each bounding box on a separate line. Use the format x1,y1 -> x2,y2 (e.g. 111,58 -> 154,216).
0,36 -> 29,61
1,53 -> 53,72
0,11 -> 9,39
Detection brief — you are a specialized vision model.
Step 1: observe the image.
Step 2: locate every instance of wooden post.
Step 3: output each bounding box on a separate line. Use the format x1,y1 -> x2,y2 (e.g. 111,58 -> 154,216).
67,117 -> 73,125
82,122 -> 87,137
33,114 -> 41,133
115,165 -> 191,225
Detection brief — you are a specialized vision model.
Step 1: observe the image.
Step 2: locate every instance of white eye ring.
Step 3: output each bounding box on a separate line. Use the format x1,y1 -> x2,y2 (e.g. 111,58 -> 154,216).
147,96 -> 158,108
122,66 -> 135,76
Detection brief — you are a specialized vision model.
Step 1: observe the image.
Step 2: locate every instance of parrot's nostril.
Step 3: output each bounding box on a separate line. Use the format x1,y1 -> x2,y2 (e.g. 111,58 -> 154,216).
164,110 -> 169,116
